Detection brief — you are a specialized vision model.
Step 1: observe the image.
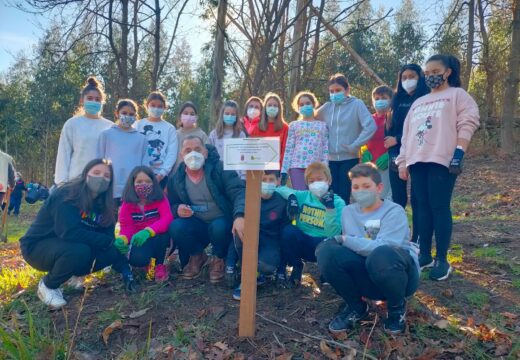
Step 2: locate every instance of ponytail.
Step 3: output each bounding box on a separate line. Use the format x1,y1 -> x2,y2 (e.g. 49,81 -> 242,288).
426,54 -> 461,88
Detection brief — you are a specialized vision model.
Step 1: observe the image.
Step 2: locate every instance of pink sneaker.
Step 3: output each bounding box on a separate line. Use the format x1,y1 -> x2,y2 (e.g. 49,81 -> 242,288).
154,264 -> 169,282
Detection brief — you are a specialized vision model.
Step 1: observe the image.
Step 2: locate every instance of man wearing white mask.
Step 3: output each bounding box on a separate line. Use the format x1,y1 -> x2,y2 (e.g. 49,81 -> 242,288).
167,136 -> 245,283
275,162 -> 345,287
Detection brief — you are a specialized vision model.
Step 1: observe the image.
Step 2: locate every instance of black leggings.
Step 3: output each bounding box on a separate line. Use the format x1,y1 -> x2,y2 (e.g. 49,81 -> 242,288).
329,159 -> 359,204
409,162 -> 457,261
128,232 -> 171,267
389,169 -> 418,242
22,238 -> 130,289
317,241 -> 419,309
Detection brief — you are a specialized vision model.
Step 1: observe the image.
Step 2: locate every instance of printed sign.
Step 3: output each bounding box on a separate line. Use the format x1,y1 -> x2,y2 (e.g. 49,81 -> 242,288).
223,137 -> 280,171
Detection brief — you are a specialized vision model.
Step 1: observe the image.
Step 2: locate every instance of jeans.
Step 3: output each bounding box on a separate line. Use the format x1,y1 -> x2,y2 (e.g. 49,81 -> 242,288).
22,238 -> 130,289
226,235 -> 281,275
317,241 -> 419,308
8,195 -> 22,215
409,162 -> 457,261
280,224 -> 324,270
329,159 -> 359,204
288,168 -> 307,190
129,232 -> 171,267
169,216 -> 232,267
389,169 -> 419,242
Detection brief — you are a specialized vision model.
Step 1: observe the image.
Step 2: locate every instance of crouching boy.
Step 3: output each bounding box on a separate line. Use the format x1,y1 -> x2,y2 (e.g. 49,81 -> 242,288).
316,163 -> 419,334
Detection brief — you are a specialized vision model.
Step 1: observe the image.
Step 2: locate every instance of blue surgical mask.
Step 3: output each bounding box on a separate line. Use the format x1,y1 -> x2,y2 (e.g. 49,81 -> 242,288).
352,190 -> 378,208
265,106 -> 279,118
329,92 -> 346,104
84,101 -> 102,115
261,182 -> 276,196
374,99 -> 390,111
299,104 -> 314,118
148,107 -> 164,118
223,114 -> 237,125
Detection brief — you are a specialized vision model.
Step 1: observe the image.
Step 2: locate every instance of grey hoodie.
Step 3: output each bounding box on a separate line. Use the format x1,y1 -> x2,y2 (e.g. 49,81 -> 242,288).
317,96 -> 376,161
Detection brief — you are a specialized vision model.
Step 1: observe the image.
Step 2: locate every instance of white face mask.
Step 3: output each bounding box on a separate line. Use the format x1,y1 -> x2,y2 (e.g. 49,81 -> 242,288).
308,181 -> 329,198
247,107 -> 261,119
401,79 -> 418,94
261,182 -> 276,197
183,151 -> 205,171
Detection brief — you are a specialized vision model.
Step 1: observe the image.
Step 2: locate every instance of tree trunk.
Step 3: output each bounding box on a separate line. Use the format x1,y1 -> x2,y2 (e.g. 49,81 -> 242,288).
288,0 -> 307,101
477,0 -> 494,139
500,0 -> 520,154
120,0 -> 130,97
463,0 -> 475,90
210,0 -> 228,127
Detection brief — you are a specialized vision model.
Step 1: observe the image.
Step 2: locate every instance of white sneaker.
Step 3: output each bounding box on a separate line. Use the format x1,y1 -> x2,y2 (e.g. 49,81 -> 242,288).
37,279 -> 67,309
66,276 -> 85,290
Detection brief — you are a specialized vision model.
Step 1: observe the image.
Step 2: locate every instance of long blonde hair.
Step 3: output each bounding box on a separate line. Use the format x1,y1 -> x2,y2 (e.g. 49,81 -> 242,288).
215,100 -> 243,138
259,92 -> 287,132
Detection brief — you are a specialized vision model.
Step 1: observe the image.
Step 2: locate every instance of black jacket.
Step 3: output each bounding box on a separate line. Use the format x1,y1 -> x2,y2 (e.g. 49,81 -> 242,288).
20,186 -> 115,253
167,144 -> 245,220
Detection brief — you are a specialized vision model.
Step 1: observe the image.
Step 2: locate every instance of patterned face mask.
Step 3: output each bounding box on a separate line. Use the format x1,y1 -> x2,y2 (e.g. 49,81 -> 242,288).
425,74 -> 446,89
135,183 -> 153,199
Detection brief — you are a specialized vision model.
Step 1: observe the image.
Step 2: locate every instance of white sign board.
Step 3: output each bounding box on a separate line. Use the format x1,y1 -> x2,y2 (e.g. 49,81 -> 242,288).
223,137 -> 280,171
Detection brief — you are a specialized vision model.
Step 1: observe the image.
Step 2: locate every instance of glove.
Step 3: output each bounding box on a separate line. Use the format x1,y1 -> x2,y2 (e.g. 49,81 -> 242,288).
320,190 -> 335,209
449,147 -> 465,175
287,194 -> 299,221
376,153 -> 389,171
281,173 -> 288,186
114,236 -> 129,254
131,229 -> 152,247
360,147 -> 373,163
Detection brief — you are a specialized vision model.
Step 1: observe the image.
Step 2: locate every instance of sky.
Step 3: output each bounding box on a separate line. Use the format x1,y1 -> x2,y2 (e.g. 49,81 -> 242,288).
0,0 -> 442,73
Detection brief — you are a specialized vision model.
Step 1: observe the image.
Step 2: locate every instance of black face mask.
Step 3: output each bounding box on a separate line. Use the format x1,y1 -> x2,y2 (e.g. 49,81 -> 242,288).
86,175 -> 110,195
425,73 -> 446,89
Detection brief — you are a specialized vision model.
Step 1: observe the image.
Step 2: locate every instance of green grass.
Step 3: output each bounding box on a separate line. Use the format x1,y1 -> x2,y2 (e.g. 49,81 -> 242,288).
464,291 -> 490,308
512,279 -> 520,291
3,203 -> 42,243
473,247 -> 500,258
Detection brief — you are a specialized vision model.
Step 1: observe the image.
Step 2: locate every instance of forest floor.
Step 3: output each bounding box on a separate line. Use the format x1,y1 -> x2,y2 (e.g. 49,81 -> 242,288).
0,153 -> 519,360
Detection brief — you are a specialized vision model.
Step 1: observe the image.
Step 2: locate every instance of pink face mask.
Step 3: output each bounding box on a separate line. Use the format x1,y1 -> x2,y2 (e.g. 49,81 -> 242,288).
181,114 -> 197,127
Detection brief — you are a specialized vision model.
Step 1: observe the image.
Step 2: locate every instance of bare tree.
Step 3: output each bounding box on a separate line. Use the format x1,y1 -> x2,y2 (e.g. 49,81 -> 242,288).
209,0 -> 228,126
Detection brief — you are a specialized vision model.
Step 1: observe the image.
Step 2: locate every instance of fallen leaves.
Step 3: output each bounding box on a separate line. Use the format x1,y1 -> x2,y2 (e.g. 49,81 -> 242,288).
319,340 -> 356,360
127,307 -> 150,319
102,320 -> 122,345
434,319 -> 450,329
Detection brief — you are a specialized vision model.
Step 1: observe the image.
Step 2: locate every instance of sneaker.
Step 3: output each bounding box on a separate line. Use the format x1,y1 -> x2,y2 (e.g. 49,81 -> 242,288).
276,272 -> 287,289
232,285 -> 241,301
66,276 -> 85,290
123,274 -> 139,293
384,302 -> 407,334
419,255 -> 434,270
328,303 -> 369,333
209,257 -> 225,283
154,264 -> 169,283
429,259 -> 452,281
289,264 -> 303,286
37,279 -> 66,309
225,266 -> 238,289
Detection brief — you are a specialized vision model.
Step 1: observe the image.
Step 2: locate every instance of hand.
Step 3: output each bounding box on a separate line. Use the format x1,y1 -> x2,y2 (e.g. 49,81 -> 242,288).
449,148 -> 465,175
398,167 -> 409,181
131,229 -> 151,247
389,155 -> 398,172
177,204 -> 194,218
114,236 -> 129,254
156,174 -> 164,182
375,153 -> 389,171
281,173 -> 288,186
287,194 -> 299,220
232,217 -> 245,241
360,148 -> 373,163
320,190 -> 335,209
384,136 -> 397,149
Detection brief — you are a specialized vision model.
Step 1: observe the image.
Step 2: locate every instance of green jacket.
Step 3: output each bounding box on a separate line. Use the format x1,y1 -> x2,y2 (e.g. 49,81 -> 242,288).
276,186 -> 345,238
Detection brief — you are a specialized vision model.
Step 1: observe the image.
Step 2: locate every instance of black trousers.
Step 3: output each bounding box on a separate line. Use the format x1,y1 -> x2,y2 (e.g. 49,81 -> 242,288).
409,162 -> 457,261
389,169 -> 419,242
22,238 -> 130,289
128,232 -> 170,267
329,159 -> 359,204
317,241 -> 419,309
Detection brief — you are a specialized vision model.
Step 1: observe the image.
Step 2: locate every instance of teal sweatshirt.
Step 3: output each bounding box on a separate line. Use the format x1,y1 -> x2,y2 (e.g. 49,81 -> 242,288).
276,186 -> 345,238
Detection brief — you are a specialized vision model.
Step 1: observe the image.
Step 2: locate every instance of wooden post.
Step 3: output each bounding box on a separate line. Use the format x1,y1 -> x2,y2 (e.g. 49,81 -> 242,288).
238,170 -> 262,337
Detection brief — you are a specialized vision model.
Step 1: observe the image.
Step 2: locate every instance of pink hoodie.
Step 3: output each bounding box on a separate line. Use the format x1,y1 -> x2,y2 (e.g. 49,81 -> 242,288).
396,87 -> 479,169
119,197 -> 173,240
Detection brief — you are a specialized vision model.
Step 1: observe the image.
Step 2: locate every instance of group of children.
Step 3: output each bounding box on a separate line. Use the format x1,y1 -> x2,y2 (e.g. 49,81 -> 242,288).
20,53 -> 480,336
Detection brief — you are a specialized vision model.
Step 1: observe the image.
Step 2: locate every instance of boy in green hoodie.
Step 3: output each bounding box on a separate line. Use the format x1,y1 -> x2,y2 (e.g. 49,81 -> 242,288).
276,162 -> 345,286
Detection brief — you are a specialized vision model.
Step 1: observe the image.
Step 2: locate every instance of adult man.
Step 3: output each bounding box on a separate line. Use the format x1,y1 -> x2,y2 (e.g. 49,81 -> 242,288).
167,136 -> 245,283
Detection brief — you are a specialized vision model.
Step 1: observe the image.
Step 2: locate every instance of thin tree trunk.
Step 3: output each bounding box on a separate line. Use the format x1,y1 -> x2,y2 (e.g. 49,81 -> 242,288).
501,0 -> 520,154
151,0 -> 161,91
288,0 -> 307,101
210,0 -> 228,127
120,0 -> 130,97
477,0 -> 493,139
463,0 -> 475,90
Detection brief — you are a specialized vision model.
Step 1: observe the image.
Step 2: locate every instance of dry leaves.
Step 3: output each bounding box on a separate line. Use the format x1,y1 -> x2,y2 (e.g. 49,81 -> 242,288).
127,307 -> 150,319
102,320 -> 122,345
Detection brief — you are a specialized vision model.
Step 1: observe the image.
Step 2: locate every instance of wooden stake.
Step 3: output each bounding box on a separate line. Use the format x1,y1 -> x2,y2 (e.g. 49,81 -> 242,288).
238,170 -> 262,337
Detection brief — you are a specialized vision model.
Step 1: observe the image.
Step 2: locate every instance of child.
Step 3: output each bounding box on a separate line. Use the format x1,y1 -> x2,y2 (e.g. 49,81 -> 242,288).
97,99 -> 147,203
134,91 -> 178,188
242,96 -> 263,135
225,170 -> 289,299
250,93 -> 289,167
316,163 -> 419,334
317,74 -> 376,203
397,55 -> 479,281
55,77 -> 113,185
115,166 -> 174,282
8,173 -> 27,216
360,86 -> 393,200
175,101 -> 209,167
281,92 -> 329,190
276,162 -> 345,286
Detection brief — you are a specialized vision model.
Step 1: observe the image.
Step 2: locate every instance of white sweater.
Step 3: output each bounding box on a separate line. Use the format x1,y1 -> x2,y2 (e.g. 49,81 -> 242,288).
54,115 -> 113,185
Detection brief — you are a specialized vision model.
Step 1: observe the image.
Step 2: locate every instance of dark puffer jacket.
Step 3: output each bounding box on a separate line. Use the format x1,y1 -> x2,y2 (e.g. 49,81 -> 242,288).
167,144 -> 245,220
